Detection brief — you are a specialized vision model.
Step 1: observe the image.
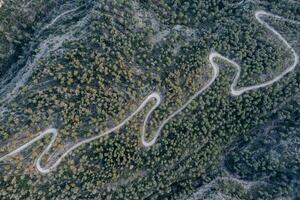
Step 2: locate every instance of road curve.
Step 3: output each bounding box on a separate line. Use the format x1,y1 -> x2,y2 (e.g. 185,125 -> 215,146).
0,11 -> 299,174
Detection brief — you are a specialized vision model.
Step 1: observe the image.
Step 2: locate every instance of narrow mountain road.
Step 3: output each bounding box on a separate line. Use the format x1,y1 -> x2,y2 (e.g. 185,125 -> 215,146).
0,11 -> 299,174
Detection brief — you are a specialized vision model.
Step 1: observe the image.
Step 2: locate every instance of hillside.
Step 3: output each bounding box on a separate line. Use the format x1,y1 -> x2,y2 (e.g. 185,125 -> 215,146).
0,0 -> 299,199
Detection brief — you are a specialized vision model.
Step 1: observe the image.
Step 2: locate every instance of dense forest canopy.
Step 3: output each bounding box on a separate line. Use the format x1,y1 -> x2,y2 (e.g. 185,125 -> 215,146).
0,0 -> 299,199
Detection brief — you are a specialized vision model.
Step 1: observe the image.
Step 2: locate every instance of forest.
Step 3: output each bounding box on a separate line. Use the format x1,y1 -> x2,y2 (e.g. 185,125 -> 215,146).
0,0 -> 299,199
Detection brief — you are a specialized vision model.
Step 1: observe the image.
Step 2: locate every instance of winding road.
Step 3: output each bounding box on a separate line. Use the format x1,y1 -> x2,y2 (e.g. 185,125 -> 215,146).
0,11 -> 299,174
